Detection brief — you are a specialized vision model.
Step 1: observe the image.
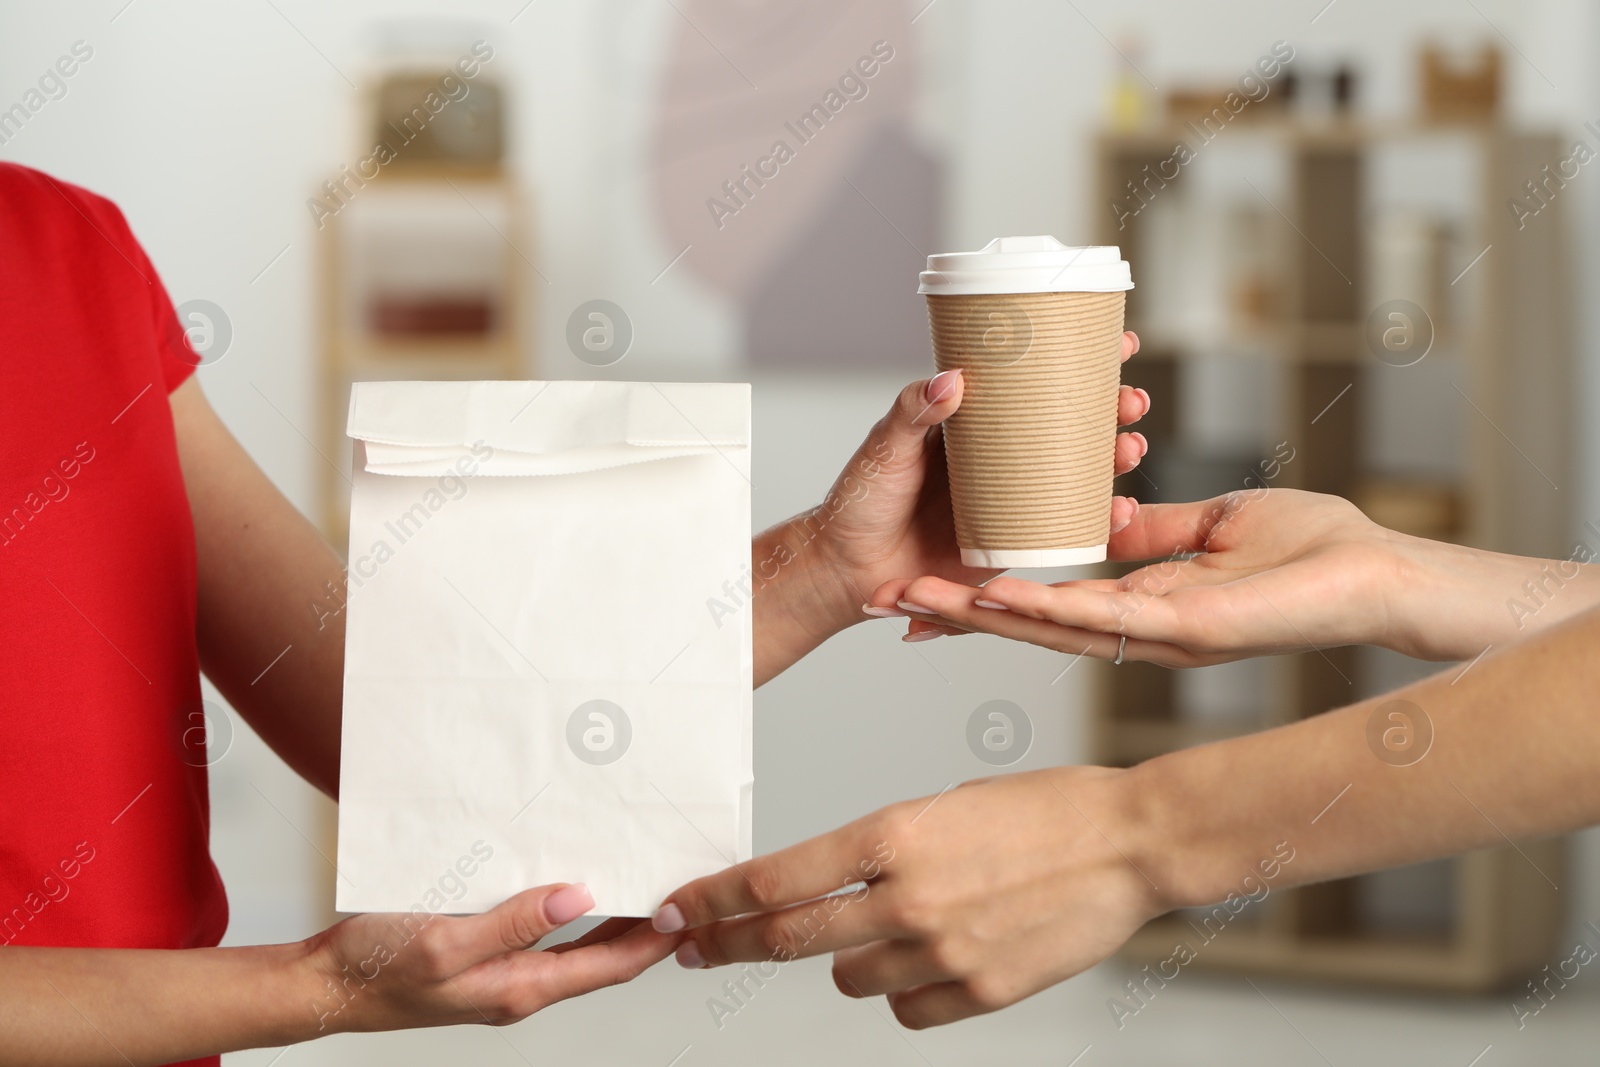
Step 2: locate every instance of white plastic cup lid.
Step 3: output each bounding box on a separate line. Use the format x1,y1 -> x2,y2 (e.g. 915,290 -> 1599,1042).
918,236 -> 1134,296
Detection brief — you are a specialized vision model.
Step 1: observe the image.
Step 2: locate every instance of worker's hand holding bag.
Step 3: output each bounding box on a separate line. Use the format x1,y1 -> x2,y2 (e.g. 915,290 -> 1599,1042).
337,380 -> 752,918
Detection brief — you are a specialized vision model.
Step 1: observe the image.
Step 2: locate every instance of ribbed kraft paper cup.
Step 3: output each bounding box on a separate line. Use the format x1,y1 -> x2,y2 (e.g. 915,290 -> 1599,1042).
919,237 -> 1133,569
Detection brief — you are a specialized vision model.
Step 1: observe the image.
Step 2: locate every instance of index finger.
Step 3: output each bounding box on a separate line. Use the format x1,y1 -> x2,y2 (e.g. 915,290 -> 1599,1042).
512,918 -> 678,1005
652,817 -> 885,933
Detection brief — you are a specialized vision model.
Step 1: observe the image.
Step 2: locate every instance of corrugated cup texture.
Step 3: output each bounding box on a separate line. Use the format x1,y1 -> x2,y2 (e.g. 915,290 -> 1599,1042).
927,290 -> 1125,554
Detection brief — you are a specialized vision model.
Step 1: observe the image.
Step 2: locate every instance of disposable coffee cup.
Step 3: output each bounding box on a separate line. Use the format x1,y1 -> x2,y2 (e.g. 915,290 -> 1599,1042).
919,236 -> 1134,568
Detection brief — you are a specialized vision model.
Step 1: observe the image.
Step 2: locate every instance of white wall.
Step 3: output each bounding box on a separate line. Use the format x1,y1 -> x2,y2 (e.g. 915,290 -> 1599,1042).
5,0 -> 1593,509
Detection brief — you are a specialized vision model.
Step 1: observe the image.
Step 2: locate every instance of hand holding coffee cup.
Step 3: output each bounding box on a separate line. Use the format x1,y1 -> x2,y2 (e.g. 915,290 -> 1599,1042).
919,237 -> 1135,568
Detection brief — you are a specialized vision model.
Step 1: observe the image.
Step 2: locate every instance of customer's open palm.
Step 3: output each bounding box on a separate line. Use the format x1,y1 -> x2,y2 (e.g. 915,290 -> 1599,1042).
869,489 -> 1421,666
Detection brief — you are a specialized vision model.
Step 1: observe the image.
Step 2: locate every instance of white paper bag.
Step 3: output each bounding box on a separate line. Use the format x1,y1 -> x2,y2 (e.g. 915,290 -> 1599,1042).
336,380 -> 753,917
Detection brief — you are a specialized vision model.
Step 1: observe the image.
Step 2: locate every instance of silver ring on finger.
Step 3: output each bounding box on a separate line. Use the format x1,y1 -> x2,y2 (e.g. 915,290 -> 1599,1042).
1113,634 -> 1127,666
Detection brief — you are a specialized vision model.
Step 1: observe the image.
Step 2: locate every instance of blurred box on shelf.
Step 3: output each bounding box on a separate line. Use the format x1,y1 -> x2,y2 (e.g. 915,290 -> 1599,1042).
369,293 -> 496,337
1419,43 -> 1500,124
374,71 -> 504,168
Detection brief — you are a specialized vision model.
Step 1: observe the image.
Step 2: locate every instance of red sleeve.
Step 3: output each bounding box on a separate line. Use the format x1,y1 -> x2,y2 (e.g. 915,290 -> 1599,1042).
139,236 -> 201,395
34,170 -> 199,394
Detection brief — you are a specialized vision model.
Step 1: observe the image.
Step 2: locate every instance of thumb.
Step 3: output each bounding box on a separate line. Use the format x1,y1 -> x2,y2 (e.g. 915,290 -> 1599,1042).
866,370 -> 964,470
909,369 -> 963,426
439,883 -> 596,968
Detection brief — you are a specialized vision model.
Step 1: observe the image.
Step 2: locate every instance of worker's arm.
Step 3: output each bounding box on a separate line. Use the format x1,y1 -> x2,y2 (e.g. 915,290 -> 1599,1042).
171,377 -> 349,796
0,884 -> 672,1065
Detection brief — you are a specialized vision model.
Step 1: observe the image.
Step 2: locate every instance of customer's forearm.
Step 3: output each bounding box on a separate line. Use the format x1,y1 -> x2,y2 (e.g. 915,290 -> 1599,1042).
0,941 -> 327,1066
1389,532 -> 1600,660
1125,601 -> 1600,910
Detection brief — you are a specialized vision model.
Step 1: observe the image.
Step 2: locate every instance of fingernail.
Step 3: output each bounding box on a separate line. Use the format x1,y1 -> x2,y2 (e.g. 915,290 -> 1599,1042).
676,940 -> 706,969
974,599 -> 1008,610
897,601 -> 937,614
924,370 -> 960,402
545,883 -> 594,925
903,630 -> 943,643
652,902 -> 685,933
1136,387 -> 1151,414
862,604 -> 907,618
1134,432 -> 1149,456
1111,498 -> 1140,534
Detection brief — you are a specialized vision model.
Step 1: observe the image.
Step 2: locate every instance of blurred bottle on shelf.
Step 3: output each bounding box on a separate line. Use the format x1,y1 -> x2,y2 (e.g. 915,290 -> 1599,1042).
1106,33 -> 1151,132
1287,62 -> 1358,122
1333,63 -> 1356,112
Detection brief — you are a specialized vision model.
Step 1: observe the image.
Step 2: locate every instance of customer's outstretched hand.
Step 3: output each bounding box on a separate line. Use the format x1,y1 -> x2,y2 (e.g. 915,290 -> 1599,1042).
867,488 -> 1600,663
651,768 -> 1162,1029
870,489 -> 1600,662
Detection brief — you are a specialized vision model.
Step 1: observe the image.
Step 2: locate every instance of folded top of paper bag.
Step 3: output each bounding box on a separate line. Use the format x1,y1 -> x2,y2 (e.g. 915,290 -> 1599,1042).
348,380 -> 750,478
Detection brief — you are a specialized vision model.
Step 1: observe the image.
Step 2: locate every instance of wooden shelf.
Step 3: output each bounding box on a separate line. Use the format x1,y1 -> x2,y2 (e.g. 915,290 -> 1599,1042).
316,174 -> 534,543
1292,321 -> 1364,362
1093,120 -> 1573,991
336,335 -> 521,369
1100,717 -> 1265,765
1355,479 -> 1463,541
1099,116 -> 1516,155
1121,835 -> 1564,992
366,162 -> 508,184
1124,320 -> 1367,362
1122,921 -> 1484,991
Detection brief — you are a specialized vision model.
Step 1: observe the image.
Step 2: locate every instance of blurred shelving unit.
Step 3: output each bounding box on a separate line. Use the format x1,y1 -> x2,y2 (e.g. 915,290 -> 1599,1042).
1090,104 -> 1572,990
318,56 -> 531,546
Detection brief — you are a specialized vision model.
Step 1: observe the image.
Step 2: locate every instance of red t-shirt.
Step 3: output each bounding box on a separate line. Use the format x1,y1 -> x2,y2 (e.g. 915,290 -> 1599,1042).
1,164 -> 227,1063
